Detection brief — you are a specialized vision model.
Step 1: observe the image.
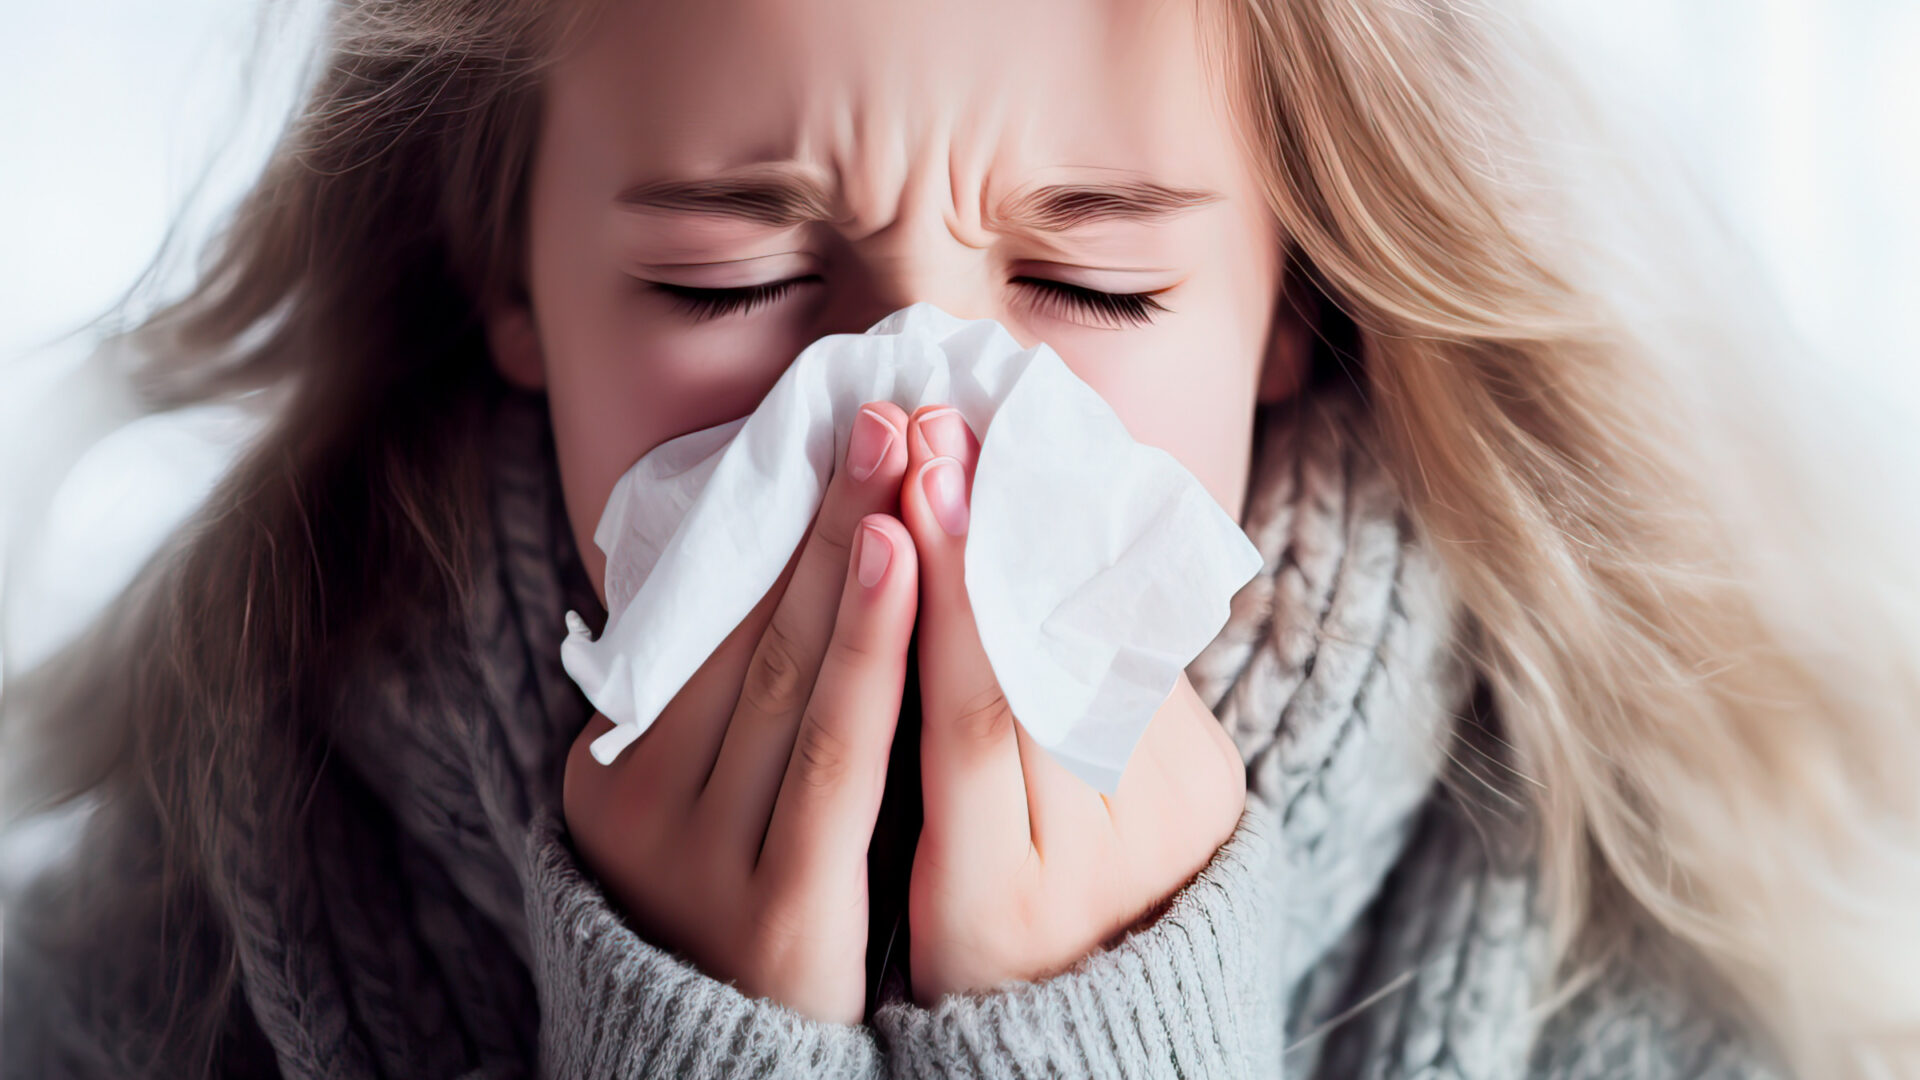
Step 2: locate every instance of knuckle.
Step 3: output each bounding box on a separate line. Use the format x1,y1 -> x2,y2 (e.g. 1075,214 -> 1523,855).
742,620 -> 812,718
1004,892 -> 1048,954
823,626 -> 879,669
738,902 -> 817,992
789,714 -> 852,790
810,511 -> 858,568
748,898 -> 806,954
950,685 -> 1015,745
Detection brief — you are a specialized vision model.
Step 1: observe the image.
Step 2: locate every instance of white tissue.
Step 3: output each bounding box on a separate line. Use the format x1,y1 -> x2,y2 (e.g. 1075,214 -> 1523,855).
561,302 -> 1263,794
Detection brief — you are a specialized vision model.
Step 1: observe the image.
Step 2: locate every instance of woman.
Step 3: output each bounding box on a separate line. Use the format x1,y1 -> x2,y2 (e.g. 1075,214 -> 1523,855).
3,0 -> 1916,1076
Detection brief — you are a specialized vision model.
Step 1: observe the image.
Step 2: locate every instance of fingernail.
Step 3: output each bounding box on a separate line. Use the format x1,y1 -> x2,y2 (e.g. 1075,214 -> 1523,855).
922,458 -> 969,537
848,407 -> 897,483
857,523 -> 893,588
918,408 -> 970,460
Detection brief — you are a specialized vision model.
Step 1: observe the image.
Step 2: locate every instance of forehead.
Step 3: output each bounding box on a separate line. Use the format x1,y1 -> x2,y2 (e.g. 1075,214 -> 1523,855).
544,0 -> 1248,217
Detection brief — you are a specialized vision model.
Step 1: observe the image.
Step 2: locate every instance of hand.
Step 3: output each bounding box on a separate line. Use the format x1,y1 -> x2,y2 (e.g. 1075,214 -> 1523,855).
562,400 -> 919,1024
894,404 -> 1250,1004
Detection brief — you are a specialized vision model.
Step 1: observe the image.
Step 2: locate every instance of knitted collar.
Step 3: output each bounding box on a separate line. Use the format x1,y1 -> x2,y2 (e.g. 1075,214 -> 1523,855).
196,368 -> 1486,1080
466,373 -> 1475,1008
1186,380 -> 1478,992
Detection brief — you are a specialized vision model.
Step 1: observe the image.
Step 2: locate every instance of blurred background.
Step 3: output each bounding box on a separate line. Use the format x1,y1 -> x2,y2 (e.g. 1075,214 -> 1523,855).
1,0 -> 1917,718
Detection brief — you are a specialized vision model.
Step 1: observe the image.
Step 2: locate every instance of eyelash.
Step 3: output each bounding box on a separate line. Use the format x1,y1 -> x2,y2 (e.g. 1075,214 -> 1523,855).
1009,276 -> 1169,329
644,275 -> 1170,329
649,276 -> 819,321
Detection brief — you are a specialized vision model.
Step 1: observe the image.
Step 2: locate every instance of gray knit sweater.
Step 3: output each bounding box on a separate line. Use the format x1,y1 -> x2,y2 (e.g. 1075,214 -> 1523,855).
2,382 -> 1781,1078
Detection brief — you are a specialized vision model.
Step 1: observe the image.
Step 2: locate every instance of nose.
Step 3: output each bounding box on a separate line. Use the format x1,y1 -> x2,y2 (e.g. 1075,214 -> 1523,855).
810,191 -> 995,336
817,263 -> 959,336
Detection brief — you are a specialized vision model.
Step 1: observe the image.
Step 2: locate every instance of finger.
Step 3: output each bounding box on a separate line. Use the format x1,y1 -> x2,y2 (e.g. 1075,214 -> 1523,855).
564,712 -> 625,825
1008,711 -> 1115,858
897,405 -> 1035,874
604,536 -> 802,806
697,401 -> 911,850
757,513 -> 919,890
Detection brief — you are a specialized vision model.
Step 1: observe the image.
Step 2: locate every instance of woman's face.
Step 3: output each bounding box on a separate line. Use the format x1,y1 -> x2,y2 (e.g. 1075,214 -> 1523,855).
489,0 -> 1304,600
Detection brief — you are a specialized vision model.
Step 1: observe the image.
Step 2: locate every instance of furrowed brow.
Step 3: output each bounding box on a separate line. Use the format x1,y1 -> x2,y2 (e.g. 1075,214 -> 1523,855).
996,181 -> 1222,232
614,172 -> 1221,233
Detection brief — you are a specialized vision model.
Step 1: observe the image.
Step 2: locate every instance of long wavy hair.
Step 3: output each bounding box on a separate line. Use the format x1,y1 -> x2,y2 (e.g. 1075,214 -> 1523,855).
4,0 -> 1915,1076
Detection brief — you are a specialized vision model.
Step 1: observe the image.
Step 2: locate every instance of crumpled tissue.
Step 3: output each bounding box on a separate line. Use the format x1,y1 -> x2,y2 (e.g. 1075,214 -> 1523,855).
561,302 -> 1263,794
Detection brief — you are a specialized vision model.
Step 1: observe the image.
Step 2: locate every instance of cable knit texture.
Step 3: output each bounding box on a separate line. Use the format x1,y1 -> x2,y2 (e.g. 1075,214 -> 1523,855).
1,380 -> 1782,1079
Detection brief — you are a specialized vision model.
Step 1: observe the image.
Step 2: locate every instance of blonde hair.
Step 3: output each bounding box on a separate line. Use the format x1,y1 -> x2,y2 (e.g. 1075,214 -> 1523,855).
1213,0 -> 1920,1074
3,0 -> 1915,1075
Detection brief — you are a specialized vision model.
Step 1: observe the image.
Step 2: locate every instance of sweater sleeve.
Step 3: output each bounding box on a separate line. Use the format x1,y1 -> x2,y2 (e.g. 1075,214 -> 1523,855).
520,808 -> 884,1080
869,795 -> 1285,1079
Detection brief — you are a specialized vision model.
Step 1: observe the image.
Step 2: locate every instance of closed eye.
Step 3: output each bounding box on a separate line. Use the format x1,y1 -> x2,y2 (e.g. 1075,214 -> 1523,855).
640,274 -> 1171,329
1009,276 -> 1170,330
645,275 -> 822,320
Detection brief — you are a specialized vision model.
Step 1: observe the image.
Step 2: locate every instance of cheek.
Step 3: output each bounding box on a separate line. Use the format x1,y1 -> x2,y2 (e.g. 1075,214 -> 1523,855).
531,279 -> 814,602
524,164 -> 810,537
1051,291 -> 1267,520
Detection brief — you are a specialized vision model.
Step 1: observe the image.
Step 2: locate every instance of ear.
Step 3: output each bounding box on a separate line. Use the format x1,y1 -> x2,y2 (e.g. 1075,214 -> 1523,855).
484,292 -> 547,390
1257,254 -> 1320,405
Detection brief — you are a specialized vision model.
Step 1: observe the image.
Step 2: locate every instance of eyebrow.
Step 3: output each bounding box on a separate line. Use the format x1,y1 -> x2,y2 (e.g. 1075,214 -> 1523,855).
997,180 -> 1222,231
615,171 -> 836,227
614,171 -> 1222,232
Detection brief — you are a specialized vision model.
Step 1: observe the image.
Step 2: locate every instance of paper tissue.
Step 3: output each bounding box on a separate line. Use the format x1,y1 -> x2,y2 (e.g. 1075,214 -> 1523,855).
561,302 -> 1263,794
